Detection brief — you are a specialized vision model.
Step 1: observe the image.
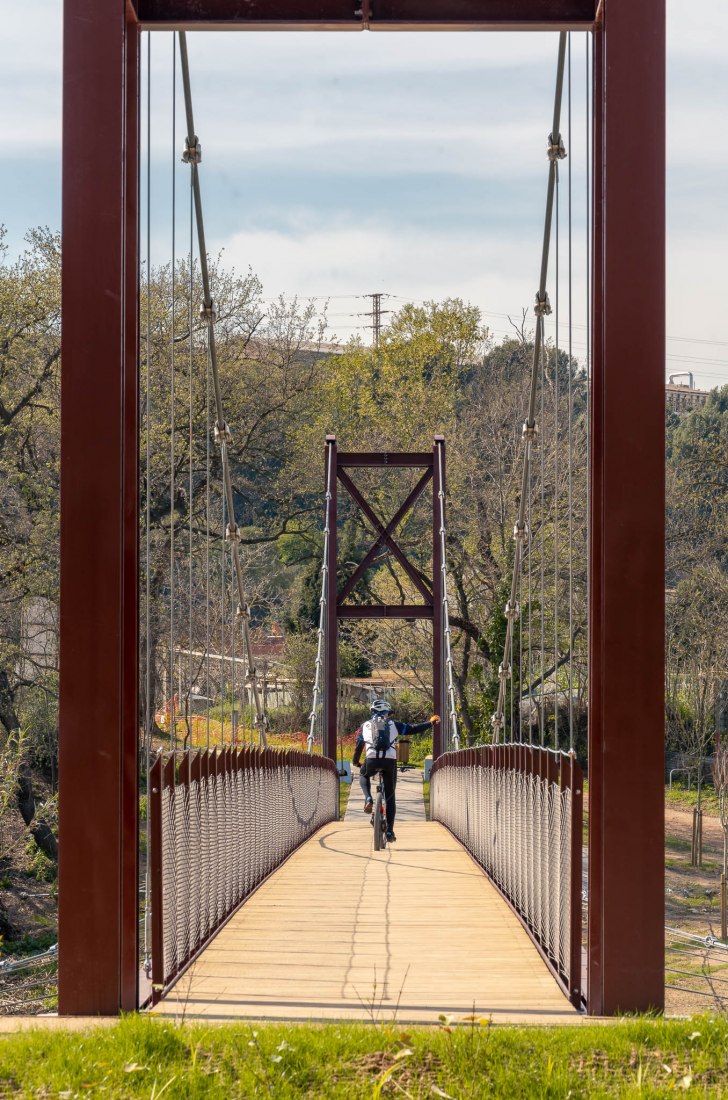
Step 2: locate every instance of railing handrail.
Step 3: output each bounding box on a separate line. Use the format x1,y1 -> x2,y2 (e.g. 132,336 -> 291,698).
430,742 -> 583,1008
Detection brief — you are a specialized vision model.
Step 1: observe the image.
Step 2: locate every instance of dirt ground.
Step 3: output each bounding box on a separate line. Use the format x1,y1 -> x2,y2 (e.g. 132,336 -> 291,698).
662,802 -> 728,1016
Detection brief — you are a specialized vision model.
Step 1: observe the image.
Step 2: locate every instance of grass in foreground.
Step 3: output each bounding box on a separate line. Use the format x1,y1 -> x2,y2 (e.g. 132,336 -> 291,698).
2,1015 -> 728,1097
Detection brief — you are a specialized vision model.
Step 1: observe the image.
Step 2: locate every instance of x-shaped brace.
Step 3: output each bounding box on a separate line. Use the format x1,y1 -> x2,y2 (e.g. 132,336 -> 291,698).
337,467 -> 434,606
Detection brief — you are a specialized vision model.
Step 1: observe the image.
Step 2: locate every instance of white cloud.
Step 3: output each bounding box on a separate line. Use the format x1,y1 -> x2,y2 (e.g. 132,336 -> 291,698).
215,217 -> 590,342
3,0 -> 728,390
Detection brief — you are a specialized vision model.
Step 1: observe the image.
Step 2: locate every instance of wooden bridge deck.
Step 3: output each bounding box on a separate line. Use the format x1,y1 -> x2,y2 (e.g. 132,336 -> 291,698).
153,774 -> 577,1024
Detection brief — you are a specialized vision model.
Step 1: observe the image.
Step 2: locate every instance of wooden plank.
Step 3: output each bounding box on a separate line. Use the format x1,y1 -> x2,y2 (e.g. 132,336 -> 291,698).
154,813 -> 577,1023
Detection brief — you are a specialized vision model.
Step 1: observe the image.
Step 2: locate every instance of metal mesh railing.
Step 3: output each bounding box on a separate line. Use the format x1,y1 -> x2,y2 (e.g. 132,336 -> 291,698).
150,746 -> 338,1001
431,745 -> 583,1007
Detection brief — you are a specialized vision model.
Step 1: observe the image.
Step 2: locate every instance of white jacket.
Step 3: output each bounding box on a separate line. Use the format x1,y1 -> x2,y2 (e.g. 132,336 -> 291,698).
361,718 -> 398,761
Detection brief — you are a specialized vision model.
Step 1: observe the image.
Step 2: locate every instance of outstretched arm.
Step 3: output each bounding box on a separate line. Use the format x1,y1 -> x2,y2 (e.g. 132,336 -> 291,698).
395,716 -> 439,736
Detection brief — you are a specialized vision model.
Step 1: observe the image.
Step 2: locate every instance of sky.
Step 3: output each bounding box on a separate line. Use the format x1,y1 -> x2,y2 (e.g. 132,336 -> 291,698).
3,2 -> 728,388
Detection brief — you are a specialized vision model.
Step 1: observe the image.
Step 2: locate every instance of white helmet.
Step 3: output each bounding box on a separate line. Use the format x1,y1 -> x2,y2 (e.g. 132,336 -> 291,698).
370,698 -> 393,716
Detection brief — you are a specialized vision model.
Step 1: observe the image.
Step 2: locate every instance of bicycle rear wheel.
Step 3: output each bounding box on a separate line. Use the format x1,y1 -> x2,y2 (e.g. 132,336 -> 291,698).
373,792 -> 385,851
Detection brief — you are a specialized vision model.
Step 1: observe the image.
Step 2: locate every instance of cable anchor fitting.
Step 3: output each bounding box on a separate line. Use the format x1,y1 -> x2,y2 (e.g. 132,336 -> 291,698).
182,136 -> 202,165
547,132 -> 567,161
513,521 -> 530,544
225,523 -> 241,545
200,301 -> 217,324
534,292 -> 551,318
214,420 -> 232,446
504,599 -> 520,622
522,420 -> 539,442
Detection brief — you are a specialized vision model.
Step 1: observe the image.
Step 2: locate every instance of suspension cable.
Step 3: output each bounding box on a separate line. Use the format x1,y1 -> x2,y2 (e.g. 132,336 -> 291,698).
169,32 -> 177,761
177,32 -> 267,745
567,33 -> 575,755
554,108 -> 560,753
436,442 -> 460,752
492,32 -> 568,744
585,32 -> 592,757
540,327 -> 546,746
307,444 -> 334,754
143,28 -> 152,977
188,147 -> 194,750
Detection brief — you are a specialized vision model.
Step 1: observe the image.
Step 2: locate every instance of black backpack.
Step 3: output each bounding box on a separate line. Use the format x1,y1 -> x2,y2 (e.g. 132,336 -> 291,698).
372,716 -> 393,760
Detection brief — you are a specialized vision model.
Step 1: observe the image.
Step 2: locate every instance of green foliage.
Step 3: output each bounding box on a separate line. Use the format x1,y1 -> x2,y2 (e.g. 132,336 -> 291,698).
405,733 -> 432,766
24,836 -> 56,883
2,929 -> 57,958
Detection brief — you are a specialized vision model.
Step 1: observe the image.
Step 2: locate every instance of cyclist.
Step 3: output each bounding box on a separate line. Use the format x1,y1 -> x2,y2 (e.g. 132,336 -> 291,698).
351,699 -> 439,842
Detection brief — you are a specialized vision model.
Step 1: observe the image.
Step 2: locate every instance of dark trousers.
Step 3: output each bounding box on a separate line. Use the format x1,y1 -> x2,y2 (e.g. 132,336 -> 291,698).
359,758 -> 398,829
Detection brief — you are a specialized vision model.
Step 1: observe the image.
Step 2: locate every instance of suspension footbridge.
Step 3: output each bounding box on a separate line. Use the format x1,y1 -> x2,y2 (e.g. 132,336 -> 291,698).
152,774 -> 578,1023
58,0 -> 666,1021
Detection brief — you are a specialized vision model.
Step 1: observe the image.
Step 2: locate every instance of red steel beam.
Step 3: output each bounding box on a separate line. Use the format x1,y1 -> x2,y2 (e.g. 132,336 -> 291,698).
588,0 -> 665,1015
432,437 -> 444,757
338,452 -> 433,468
134,0 -> 596,31
338,605 -> 434,619
324,437 -> 338,761
121,10 -> 141,1014
59,0 -> 140,1014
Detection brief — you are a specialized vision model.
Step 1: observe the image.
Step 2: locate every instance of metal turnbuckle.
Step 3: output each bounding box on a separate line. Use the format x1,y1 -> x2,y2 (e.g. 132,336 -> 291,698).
182,136 -> 202,164
214,420 -> 232,445
547,132 -> 567,161
534,292 -> 552,317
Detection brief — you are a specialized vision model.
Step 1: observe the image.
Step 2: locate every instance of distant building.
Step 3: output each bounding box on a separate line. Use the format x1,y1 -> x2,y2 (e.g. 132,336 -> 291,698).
666,372 -> 710,415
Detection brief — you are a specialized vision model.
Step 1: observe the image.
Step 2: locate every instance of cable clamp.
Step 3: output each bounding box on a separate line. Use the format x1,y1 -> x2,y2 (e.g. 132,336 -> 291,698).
182,136 -> 202,165
491,714 -> 504,731
214,420 -> 232,445
513,521 -> 530,544
225,523 -> 241,545
200,301 -> 217,324
522,420 -> 539,442
534,292 -> 551,318
547,132 -> 567,161
498,662 -> 511,682
504,599 -> 520,621
236,603 -> 249,621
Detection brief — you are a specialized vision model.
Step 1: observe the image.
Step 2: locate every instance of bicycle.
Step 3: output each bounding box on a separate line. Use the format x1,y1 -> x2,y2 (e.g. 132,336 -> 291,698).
371,768 -> 388,851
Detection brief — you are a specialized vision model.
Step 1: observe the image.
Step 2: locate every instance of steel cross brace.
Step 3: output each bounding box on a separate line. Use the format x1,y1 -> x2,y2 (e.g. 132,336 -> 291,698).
337,466 -> 434,607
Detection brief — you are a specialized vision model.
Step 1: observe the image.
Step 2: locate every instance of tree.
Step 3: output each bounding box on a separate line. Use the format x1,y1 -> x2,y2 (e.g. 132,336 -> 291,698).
0,227 -> 60,860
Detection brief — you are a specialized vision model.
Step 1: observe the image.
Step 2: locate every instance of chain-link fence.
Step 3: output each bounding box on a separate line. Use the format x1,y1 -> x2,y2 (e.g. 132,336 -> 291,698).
149,746 -> 338,1002
431,745 -> 583,1007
